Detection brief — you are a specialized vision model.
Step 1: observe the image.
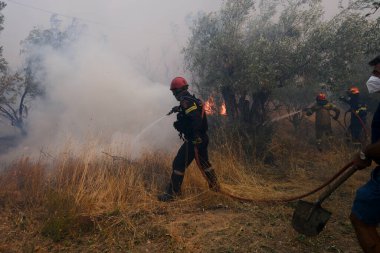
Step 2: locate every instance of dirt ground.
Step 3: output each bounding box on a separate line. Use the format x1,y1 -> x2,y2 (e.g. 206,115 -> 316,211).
0,167 -> 374,253
0,118 -> 376,252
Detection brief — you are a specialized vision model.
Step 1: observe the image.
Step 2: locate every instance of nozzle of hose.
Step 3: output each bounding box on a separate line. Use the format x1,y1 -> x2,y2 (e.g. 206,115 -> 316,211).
167,106 -> 180,115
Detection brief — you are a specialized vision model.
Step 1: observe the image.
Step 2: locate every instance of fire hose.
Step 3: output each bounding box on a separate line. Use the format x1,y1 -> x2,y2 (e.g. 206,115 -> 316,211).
189,104 -> 357,204
194,145 -> 355,204
353,111 -> 370,142
218,161 -> 354,203
343,110 -> 369,142
168,107 -> 359,203
103,148 -> 356,204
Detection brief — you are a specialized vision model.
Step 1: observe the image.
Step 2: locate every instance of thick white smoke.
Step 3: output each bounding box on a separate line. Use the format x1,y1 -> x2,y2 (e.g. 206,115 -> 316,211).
0,1 -> 224,161
1,24 -> 184,160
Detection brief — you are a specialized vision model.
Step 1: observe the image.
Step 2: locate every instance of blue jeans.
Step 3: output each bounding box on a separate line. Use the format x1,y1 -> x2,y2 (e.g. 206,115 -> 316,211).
351,167 -> 380,226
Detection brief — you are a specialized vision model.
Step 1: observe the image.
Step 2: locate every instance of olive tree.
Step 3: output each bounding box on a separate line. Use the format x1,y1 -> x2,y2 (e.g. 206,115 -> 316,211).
0,15 -> 86,135
184,0 -> 379,159
184,0 -> 254,120
0,2 -> 27,134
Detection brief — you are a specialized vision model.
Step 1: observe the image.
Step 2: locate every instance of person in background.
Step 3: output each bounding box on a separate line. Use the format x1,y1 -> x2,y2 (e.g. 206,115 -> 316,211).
350,55 -> 380,253
339,86 -> 368,145
304,93 -> 340,150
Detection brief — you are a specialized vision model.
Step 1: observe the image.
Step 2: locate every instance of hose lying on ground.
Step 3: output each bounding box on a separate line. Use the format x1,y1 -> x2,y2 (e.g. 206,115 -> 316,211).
204,161 -> 355,204
102,151 -> 355,204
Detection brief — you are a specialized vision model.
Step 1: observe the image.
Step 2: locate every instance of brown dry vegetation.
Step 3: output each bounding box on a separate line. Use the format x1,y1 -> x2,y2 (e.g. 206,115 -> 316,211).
0,121 -> 376,253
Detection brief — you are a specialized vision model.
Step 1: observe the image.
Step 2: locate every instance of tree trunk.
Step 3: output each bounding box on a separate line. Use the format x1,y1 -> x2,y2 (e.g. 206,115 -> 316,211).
221,85 -> 238,121
14,119 -> 27,136
237,94 -> 250,123
250,89 -> 271,125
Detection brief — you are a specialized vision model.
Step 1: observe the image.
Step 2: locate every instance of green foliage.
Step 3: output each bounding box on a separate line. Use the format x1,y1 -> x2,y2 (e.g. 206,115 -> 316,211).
184,0 -> 254,96
42,216 -> 71,242
184,0 -> 379,158
41,191 -> 78,242
41,190 -> 95,242
185,0 -> 379,103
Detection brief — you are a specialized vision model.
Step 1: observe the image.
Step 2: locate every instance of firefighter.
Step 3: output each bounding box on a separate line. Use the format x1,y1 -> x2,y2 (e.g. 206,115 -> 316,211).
350,55 -> 380,253
340,86 -> 368,144
158,77 -> 220,202
304,93 -> 340,150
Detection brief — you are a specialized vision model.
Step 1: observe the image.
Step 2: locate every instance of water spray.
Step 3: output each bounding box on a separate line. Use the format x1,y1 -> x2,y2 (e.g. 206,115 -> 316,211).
263,110 -> 302,126
132,115 -> 168,145
132,106 -> 180,145
105,106 -> 179,161
105,115 -> 167,161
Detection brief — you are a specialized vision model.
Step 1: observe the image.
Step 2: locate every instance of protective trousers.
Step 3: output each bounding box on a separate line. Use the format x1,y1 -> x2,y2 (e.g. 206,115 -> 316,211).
169,134 -> 218,194
350,114 -> 363,142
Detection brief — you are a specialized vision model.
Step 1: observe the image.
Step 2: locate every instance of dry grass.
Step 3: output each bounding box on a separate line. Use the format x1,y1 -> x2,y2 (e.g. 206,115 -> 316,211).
0,125 -> 374,252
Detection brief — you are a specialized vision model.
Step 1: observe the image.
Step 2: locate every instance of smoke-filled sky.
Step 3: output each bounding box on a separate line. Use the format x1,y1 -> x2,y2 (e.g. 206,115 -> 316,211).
0,0 -> 343,160
1,0 -> 222,69
1,0 -> 341,68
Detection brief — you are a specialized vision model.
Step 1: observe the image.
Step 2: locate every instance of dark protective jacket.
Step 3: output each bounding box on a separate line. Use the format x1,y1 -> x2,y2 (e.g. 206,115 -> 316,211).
306,102 -> 340,130
341,94 -> 368,141
173,91 -> 208,141
341,94 -> 368,122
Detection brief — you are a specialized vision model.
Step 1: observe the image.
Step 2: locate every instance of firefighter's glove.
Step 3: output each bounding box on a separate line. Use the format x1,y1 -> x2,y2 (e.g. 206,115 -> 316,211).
192,136 -> 202,145
173,121 -> 181,132
303,109 -> 312,116
353,151 -> 372,170
167,106 -> 180,115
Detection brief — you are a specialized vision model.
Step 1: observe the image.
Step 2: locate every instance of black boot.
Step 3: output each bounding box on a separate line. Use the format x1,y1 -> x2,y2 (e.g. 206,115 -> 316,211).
157,185 -> 177,202
204,168 -> 220,192
157,173 -> 184,202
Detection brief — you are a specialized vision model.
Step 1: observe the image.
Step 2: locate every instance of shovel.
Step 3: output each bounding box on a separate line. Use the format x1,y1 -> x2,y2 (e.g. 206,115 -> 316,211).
291,165 -> 358,236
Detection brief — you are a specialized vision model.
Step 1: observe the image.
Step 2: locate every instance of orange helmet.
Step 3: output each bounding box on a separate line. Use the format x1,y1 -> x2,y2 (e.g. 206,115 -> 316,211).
349,86 -> 360,94
170,77 -> 188,91
316,92 -> 327,102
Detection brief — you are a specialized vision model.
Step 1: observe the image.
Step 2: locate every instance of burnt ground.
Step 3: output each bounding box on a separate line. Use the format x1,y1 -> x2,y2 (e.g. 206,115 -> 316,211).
0,168 -> 374,253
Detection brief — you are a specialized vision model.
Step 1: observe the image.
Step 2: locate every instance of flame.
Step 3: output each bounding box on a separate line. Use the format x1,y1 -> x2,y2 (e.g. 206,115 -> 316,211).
204,96 -> 227,116
204,96 -> 216,115
220,102 -> 227,116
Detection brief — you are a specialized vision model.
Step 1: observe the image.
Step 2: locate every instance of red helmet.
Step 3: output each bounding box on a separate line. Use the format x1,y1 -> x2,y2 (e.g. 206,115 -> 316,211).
316,92 -> 327,102
170,77 -> 188,91
349,86 -> 360,94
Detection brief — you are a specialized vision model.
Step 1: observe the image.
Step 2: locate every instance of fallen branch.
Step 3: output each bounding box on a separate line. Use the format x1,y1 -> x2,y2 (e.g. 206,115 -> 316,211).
102,151 -> 131,163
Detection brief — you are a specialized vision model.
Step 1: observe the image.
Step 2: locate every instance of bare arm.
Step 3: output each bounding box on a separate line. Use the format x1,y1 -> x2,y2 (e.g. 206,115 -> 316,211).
353,141 -> 380,169
364,141 -> 380,161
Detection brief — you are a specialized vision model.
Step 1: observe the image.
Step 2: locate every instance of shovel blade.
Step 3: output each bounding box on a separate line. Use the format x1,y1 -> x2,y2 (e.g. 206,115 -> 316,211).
292,200 -> 332,236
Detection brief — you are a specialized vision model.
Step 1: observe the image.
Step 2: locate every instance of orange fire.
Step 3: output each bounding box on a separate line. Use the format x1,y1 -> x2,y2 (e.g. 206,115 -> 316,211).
220,102 -> 227,116
204,96 -> 216,115
204,96 -> 227,116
